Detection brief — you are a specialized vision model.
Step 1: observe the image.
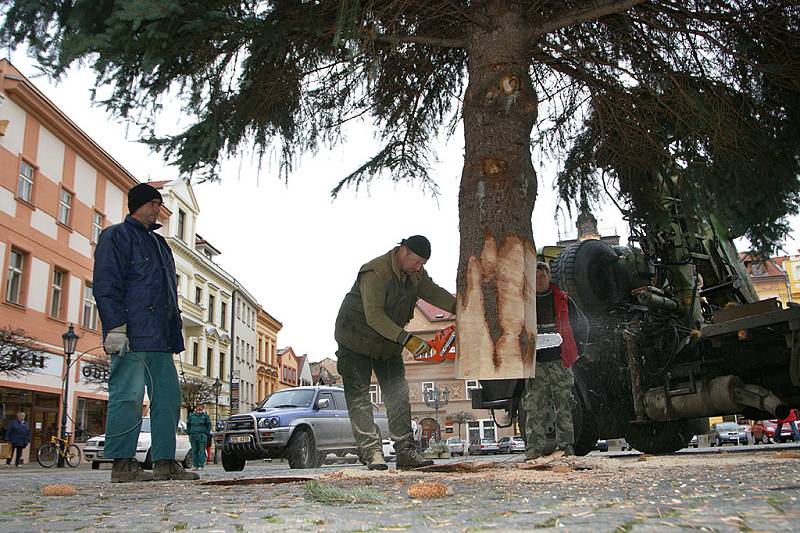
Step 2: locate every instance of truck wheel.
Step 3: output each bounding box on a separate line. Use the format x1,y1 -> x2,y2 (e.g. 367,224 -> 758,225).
624,421 -> 693,454
572,389 -> 598,457
551,240 -> 631,316
287,429 -> 318,469
221,451 -> 246,471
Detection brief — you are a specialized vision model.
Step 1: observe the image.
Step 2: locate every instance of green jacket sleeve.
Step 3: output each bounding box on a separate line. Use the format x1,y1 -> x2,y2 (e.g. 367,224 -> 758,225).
416,270 -> 456,314
359,271 -> 406,343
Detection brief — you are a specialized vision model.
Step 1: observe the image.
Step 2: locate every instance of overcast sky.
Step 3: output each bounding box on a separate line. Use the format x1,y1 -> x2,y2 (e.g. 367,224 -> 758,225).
6,50 -> 797,361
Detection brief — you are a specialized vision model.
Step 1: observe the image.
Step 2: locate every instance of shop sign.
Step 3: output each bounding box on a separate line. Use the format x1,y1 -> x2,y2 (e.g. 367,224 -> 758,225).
80,360 -> 110,384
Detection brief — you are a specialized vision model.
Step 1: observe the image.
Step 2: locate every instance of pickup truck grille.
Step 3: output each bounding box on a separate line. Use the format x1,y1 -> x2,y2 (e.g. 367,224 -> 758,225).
226,417 -> 254,430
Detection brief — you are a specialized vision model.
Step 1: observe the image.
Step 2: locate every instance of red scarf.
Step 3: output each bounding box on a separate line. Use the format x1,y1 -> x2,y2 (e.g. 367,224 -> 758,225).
550,284 -> 579,368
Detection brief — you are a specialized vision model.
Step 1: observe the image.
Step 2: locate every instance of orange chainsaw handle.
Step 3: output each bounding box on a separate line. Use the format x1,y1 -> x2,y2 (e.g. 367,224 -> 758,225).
414,324 -> 456,363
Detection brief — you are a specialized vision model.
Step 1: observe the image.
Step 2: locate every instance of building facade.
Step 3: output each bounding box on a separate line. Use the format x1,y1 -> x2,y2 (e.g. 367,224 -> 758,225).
774,253 -> 800,303
740,253 -> 792,305
232,285 -> 259,413
256,307 -> 282,402
276,347 -> 299,390
149,179 -> 236,424
0,59 -> 138,459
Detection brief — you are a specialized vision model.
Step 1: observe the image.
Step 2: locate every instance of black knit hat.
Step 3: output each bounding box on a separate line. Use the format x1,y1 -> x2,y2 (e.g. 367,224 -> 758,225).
127,183 -> 163,214
400,235 -> 431,260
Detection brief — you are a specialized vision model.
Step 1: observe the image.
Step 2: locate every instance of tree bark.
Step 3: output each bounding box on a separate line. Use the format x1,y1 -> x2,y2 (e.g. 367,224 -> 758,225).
455,4 -> 539,380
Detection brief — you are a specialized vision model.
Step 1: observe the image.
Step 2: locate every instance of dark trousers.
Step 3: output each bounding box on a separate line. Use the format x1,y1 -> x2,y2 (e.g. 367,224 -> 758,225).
6,446 -> 25,466
336,346 -> 414,457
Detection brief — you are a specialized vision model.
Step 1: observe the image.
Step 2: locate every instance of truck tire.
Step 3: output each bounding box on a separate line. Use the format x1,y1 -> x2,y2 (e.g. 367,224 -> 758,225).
572,389 -> 598,457
623,421 -> 693,454
287,429 -> 319,469
221,451 -> 246,471
551,240 -> 631,316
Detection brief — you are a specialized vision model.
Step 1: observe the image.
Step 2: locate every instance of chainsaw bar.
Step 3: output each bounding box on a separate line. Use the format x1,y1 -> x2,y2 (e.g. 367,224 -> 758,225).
414,330 -> 564,363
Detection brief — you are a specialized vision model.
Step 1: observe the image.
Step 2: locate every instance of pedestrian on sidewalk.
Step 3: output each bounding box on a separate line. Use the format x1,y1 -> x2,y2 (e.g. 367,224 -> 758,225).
187,404 -> 211,470
522,261 -> 589,461
774,408 -> 800,443
94,183 -> 198,483
335,235 -> 456,471
4,412 -> 30,467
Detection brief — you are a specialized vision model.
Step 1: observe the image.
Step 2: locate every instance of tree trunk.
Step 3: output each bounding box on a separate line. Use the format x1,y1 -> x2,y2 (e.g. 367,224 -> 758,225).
455,4 -> 538,380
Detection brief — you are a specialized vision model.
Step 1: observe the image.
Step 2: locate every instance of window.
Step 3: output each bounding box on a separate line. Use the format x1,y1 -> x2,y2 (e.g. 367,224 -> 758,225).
465,380 -> 481,400
208,294 -> 215,323
50,269 -> 65,318
206,348 -> 213,377
92,212 -> 104,243
219,352 -> 226,381
175,273 -> 182,297
220,301 -> 227,329
81,284 -> 97,329
236,298 -> 241,319
195,286 -> 202,305
6,249 -> 25,304
422,381 -> 435,394
192,341 -> 199,367
318,392 -> 334,410
369,384 -> 382,405
58,189 -> 73,226
17,161 -> 34,202
177,209 -> 186,241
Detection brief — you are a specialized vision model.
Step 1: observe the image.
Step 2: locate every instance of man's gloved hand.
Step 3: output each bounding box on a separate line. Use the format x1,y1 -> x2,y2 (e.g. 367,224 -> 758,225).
401,333 -> 431,356
104,325 -> 129,354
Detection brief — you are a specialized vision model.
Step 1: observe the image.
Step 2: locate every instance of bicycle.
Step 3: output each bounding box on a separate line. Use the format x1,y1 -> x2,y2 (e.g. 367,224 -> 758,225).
37,435 -> 82,468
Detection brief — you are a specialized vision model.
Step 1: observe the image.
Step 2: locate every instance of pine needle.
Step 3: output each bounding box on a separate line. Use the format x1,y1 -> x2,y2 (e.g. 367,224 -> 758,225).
304,480 -> 384,505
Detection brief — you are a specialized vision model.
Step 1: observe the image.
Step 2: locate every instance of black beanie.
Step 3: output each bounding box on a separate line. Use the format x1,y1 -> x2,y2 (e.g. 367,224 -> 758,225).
127,183 -> 163,214
400,235 -> 431,260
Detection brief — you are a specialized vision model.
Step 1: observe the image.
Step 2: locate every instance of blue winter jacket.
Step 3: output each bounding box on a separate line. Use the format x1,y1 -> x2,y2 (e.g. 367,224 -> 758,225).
4,419 -> 31,447
93,215 -> 185,354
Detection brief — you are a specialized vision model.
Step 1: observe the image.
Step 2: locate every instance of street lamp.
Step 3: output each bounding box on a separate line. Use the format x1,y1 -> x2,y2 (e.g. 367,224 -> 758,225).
423,385 -> 450,443
212,377 -> 222,464
58,325 -> 78,468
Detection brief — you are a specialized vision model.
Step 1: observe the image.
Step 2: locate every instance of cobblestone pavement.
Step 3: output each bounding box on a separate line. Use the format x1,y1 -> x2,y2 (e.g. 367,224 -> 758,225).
1,447 -> 799,532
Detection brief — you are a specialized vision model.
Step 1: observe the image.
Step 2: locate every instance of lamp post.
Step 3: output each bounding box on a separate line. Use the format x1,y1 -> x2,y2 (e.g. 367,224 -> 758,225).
58,325 -> 79,468
423,385 -> 450,444
212,377 -> 222,464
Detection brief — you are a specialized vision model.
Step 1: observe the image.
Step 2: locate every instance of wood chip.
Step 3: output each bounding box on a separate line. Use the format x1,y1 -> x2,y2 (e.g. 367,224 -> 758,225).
407,481 -> 449,499
42,484 -> 77,496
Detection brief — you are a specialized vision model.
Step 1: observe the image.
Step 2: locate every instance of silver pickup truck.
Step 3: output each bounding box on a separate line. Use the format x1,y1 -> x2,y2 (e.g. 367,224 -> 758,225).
214,386 -> 390,470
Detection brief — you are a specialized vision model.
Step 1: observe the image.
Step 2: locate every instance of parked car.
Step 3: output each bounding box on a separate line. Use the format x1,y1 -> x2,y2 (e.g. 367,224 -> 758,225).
709,422 -> 747,446
498,435 -> 525,453
382,438 -> 396,462
446,437 -> 465,455
83,417 -> 192,470
214,386 -> 390,471
595,439 -> 609,452
764,420 -> 799,443
468,438 -> 499,455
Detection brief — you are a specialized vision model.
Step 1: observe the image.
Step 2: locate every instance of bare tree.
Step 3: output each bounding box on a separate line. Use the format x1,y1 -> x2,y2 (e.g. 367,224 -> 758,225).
0,326 -> 43,376
450,411 -> 474,439
179,375 -> 217,414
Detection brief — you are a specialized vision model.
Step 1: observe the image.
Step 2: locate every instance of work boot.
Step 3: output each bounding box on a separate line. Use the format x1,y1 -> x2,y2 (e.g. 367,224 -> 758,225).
152,460 -> 200,481
396,449 -> 434,470
111,458 -> 154,483
560,445 -> 575,457
366,450 -> 388,471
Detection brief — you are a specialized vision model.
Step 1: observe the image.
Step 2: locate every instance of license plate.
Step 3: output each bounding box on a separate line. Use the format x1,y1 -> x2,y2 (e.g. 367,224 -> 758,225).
230,435 -> 251,444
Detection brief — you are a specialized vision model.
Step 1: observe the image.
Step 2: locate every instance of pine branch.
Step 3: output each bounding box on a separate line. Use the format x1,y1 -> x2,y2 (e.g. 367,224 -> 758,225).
533,0 -> 649,38
304,480 -> 385,505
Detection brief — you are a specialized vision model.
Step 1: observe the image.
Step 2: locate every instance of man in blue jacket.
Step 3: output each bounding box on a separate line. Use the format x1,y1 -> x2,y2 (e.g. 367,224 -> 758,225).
94,183 -> 197,483
4,412 -> 31,467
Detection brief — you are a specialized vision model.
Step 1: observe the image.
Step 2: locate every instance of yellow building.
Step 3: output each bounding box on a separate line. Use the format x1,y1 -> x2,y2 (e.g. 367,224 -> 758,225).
775,254 -> 800,303
740,253 -> 792,305
256,307 -> 282,402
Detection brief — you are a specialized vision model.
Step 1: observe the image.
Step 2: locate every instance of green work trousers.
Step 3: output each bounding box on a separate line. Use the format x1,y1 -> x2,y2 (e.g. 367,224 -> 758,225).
336,346 -> 414,458
104,351 -> 181,461
522,359 -> 575,455
189,434 -> 207,467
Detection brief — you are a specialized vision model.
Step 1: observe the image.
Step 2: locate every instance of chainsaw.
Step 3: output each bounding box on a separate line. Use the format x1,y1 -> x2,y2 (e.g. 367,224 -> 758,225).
414,324 -> 563,363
